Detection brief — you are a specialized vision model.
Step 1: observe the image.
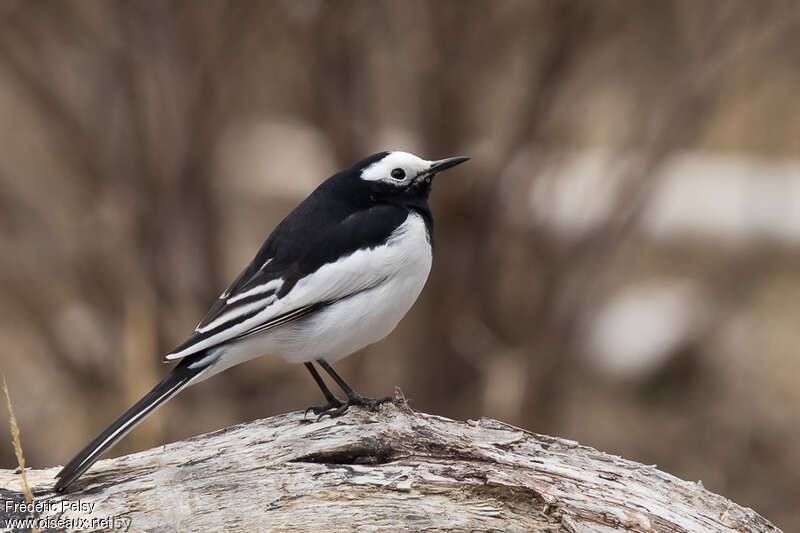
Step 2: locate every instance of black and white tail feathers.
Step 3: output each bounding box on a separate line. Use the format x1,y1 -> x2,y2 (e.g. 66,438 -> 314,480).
54,356 -> 212,492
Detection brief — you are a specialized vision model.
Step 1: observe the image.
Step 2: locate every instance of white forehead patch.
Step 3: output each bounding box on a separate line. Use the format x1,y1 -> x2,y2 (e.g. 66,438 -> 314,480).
360,151 -> 431,184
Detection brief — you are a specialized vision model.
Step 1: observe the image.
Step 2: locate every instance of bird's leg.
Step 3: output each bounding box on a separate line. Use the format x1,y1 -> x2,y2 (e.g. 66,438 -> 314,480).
314,359 -> 392,418
303,362 -> 344,419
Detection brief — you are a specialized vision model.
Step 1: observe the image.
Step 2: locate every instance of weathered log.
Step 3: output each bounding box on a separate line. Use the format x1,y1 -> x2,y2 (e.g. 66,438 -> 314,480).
0,402 -> 781,532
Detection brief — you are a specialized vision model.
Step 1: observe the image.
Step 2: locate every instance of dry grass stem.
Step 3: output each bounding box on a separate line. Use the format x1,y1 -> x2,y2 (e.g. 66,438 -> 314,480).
3,376 -> 37,533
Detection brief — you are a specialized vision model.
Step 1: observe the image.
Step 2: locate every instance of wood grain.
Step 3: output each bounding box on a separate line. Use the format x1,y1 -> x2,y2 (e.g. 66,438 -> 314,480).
0,403 -> 781,532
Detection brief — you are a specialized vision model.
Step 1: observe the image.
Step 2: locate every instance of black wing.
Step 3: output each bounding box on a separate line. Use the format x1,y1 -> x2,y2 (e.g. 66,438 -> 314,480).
165,203 -> 409,360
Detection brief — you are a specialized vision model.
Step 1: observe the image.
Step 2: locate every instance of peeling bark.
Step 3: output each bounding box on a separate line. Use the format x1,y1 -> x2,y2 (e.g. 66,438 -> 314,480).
0,403 -> 781,532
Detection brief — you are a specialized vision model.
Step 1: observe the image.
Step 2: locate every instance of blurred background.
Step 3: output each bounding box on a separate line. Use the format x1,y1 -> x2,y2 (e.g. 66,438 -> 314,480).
0,0 -> 798,528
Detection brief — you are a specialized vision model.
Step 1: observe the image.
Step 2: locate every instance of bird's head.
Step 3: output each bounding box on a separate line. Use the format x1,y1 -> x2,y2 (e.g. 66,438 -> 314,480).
354,151 -> 469,205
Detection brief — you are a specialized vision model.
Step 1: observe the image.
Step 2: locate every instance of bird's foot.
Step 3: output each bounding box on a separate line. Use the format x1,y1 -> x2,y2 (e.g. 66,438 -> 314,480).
304,397 -> 345,420
348,393 -> 394,410
307,393 -> 393,421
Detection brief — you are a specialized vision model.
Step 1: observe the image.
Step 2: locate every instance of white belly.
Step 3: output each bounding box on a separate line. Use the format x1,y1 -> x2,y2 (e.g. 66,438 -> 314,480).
197,212 -> 432,378
275,212 -> 432,363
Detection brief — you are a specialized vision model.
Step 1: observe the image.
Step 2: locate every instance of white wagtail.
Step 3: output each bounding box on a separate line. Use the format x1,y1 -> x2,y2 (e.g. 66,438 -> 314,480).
54,150 -> 469,491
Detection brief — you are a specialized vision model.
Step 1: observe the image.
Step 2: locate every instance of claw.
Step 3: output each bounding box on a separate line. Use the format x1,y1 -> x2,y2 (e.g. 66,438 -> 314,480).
316,404 -> 350,421
304,397 -> 345,420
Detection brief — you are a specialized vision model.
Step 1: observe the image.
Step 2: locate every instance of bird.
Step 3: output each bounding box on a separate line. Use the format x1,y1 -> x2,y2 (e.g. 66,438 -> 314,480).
54,150 -> 469,492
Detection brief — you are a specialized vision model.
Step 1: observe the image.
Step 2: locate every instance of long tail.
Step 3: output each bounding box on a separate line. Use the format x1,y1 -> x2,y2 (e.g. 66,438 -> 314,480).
54,357 -> 210,492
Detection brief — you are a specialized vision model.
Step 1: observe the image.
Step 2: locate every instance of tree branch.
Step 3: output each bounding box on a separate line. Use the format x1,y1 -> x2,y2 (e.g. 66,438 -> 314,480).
1,404 -> 780,532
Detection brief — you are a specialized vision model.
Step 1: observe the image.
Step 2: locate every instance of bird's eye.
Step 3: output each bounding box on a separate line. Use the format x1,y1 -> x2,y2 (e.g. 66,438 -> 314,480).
390,168 -> 406,180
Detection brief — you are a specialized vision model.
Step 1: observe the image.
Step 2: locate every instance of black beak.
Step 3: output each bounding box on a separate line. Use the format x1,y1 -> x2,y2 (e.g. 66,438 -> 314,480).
429,156 -> 470,174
